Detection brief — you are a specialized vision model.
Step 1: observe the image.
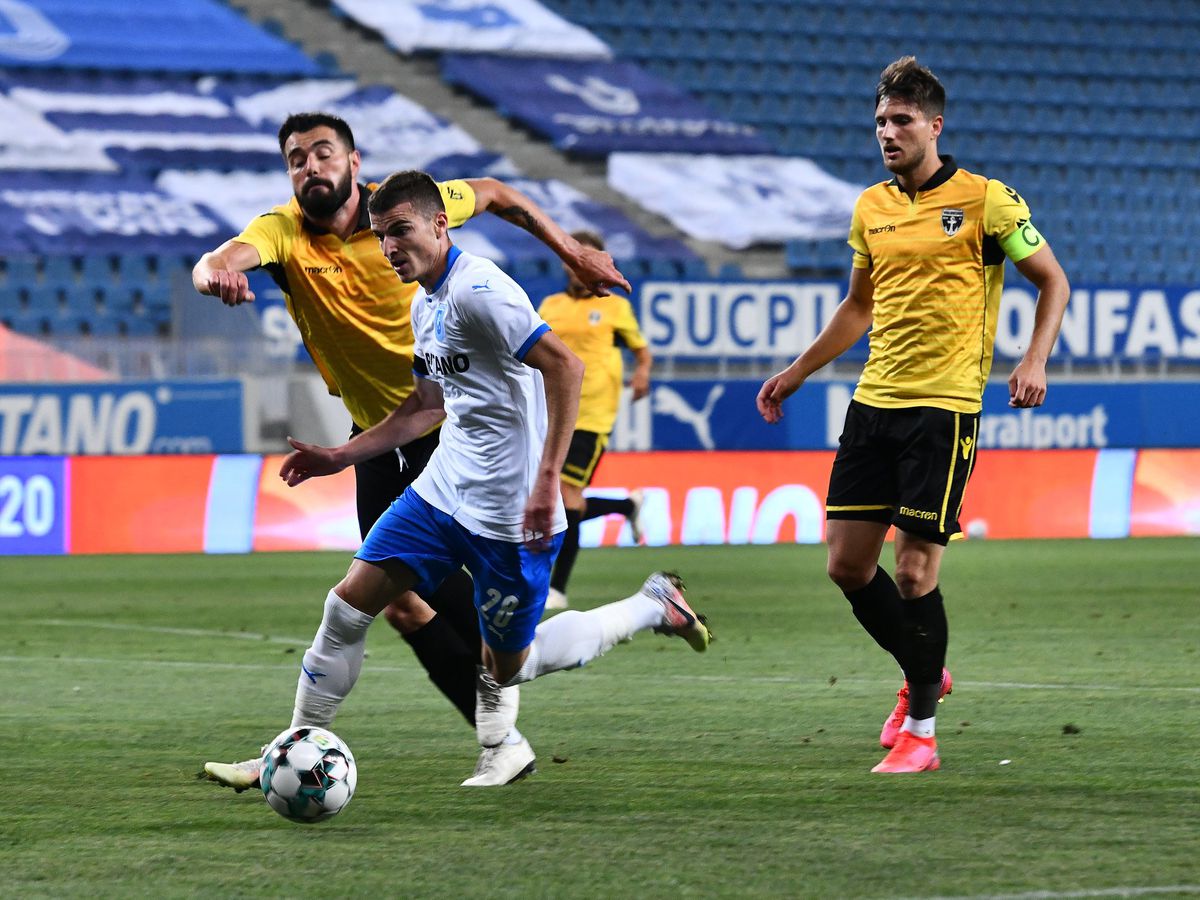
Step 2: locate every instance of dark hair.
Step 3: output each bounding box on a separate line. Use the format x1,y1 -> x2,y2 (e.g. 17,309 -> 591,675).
875,56 -> 945,118
570,229 -> 605,251
277,112 -> 356,153
367,170 -> 446,220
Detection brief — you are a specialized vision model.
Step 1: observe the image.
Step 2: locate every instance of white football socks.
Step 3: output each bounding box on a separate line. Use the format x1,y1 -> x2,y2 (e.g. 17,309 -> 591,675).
290,590 -> 375,729
505,592 -> 662,685
903,715 -> 936,739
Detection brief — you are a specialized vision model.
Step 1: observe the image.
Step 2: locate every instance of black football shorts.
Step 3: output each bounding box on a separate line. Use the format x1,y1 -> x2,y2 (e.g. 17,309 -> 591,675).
826,400 -> 980,545
561,429 -> 608,488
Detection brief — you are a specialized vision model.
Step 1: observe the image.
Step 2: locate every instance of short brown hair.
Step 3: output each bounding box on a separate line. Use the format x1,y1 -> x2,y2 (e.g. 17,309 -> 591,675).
570,229 -> 605,251
875,56 -> 945,118
367,170 -> 446,220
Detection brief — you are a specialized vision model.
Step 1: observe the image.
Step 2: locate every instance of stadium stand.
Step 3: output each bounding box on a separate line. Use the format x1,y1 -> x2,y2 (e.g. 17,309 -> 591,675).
541,0 -> 1200,285
0,0 -> 702,353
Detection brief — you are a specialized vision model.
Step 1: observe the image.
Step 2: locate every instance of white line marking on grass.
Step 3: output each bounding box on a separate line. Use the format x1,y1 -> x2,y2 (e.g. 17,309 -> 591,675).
920,886 -> 1200,899
29,618 -> 310,646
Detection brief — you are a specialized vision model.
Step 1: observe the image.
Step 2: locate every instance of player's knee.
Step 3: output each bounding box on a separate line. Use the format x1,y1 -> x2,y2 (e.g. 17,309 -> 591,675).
827,557 -> 875,592
379,592 -> 432,635
382,601 -> 415,634
893,561 -> 934,599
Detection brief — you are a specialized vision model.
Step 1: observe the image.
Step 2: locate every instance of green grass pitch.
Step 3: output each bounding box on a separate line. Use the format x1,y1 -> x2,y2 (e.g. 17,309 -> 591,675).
3,540 -> 1198,898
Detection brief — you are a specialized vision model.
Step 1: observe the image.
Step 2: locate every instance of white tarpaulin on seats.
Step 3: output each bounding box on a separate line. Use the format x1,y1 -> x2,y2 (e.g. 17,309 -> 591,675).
330,0 -> 610,58
154,169 -> 506,263
607,153 -> 863,249
231,82 -> 510,180
155,170 -> 292,232
0,93 -> 115,171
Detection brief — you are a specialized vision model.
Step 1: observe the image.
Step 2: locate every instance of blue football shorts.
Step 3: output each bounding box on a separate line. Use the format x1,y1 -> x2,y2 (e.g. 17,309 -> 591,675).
356,487 -> 564,652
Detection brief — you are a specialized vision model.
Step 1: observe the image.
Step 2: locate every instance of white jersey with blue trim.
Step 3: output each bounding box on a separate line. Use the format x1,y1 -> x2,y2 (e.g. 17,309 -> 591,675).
410,246 -> 567,542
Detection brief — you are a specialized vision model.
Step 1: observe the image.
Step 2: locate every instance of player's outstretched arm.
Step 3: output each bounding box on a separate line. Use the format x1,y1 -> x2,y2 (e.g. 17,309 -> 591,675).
466,177 -> 632,297
629,346 -> 653,401
1009,245 -> 1070,408
279,378 -> 446,486
520,332 -> 584,546
192,239 -> 261,306
757,266 -> 875,423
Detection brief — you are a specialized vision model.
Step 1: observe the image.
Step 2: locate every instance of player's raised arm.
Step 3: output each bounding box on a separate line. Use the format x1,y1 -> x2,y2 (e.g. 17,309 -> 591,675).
466,177 -> 632,297
1008,244 -> 1070,409
192,239 -> 262,306
280,376 -> 446,487
757,265 -> 875,423
520,331 -> 585,546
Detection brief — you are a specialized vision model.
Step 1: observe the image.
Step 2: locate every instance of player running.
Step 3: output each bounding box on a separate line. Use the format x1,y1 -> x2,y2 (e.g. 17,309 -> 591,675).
193,112 -> 629,783
205,170 -> 709,788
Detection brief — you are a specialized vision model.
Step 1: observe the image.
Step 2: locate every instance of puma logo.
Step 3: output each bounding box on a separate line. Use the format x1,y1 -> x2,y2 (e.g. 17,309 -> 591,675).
960,435 -> 974,460
652,384 -> 724,450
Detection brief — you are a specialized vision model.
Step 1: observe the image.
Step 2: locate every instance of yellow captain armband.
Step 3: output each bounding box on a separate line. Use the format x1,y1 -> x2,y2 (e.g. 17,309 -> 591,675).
998,219 -> 1046,262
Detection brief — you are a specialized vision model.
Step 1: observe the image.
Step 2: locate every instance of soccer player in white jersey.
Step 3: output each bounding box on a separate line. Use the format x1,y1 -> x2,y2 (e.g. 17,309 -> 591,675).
204,170 -> 710,788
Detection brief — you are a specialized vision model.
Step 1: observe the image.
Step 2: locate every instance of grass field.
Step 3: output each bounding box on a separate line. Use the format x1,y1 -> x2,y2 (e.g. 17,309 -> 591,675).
3,540 -> 1198,899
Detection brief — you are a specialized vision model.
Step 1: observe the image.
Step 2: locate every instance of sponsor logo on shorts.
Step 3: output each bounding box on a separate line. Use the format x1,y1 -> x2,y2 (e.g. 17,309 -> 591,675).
899,506 -> 939,521
960,435 -> 975,460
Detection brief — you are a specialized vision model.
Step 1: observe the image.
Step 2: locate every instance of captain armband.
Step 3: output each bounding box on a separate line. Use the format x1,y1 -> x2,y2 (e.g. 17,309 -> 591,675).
998,219 -> 1046,262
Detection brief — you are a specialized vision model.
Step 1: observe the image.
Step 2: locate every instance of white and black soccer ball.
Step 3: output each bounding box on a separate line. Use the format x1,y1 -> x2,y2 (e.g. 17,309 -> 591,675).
260,726 -> 357,823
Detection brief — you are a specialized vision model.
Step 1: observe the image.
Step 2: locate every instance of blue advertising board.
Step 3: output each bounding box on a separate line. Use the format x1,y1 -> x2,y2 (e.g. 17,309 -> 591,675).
0,380 -> 244,455
633,281 -> 1200,364
611,379 -> 1200,452
0,456 -> 66,554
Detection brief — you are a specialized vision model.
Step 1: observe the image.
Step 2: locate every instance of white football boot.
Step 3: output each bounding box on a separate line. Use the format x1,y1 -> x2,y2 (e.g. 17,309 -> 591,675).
627,489 -> 645,545
461,736 -> 537,787
202,756 -> 264,792
543,586 -> 569,611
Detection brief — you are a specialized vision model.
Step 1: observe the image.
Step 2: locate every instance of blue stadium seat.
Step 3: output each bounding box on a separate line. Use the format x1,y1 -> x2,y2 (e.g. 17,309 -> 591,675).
41,256 -> 77,290
2,256 -> 39,289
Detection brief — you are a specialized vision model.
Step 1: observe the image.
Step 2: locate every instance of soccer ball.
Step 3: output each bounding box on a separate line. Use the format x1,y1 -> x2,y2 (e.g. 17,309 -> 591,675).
260,726 -> 357,823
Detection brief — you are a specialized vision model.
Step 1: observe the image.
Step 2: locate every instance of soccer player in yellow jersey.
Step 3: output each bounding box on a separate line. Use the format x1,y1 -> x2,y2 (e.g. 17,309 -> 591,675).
193,112 -> 630,787
536,231 -> 653,610
757,58 -> 1070,773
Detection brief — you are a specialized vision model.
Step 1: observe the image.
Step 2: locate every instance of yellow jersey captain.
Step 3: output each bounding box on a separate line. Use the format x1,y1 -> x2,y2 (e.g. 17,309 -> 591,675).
537,230 -> 652,610
757,57 -> 1070,775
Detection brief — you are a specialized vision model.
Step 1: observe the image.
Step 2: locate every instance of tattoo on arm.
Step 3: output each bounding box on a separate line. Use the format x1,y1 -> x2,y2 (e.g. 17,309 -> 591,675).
496,205 -> 546,239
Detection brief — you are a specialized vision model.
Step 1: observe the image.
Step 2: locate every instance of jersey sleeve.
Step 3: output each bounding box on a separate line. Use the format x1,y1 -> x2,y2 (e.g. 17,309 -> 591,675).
438,180 -> 477,229
233,210 -> 295,267
612,297 -> 648,350
848,196 -> 871,269
985,179 -> 1046,263
463,274 -> 549,361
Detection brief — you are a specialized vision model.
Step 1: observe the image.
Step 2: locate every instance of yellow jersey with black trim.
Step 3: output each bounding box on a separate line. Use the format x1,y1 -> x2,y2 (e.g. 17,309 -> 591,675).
234,180 -> 476,429
848,157 -> 1045,414
537,291 -> 648,435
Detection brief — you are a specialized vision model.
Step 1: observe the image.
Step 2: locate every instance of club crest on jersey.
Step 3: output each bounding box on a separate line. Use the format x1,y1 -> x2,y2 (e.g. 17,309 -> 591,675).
434,304 -> 447,342
588,310 -> 602,325
941,208 -> 965,236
